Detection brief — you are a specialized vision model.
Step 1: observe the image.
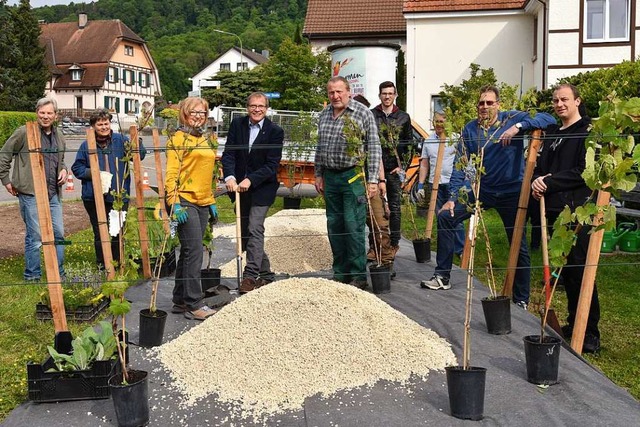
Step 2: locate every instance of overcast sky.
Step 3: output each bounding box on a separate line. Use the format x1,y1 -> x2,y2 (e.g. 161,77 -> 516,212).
8,0 -> 74,7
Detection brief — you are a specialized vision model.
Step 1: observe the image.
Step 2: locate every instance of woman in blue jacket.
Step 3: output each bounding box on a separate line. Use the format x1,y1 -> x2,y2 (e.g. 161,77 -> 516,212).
71,109 -> 146,268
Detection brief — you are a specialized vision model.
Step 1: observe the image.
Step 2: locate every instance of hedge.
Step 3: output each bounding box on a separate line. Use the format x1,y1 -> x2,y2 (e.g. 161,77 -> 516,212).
0,112 -> 38,149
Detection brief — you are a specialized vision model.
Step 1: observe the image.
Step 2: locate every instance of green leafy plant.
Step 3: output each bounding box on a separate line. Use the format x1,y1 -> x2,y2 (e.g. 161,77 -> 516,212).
285,112 -> 317,193
45,320 -> 117,372
39,261 -> 106,310
102,276 -> 131,382
542,94 -> 640,342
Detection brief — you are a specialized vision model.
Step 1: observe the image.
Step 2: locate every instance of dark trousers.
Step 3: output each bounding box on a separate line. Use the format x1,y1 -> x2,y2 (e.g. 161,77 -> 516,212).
386,172 -> 402,247
83,199 -> 122,268
324,168 -> 367,283
547,212 -> 600,337
435,190 -> 531,303
238,192 -> 272,280
173,201 -> 209,310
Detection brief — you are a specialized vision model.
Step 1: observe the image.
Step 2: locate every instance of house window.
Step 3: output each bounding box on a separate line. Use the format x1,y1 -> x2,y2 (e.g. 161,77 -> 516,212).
139,72 -> 149,88
431,96 -> 444,124
104,96 -> 120,113
236,62 -> 248,71
106,67 -> 119,83
124,98 -> 138,114
585,0 -> 629,42
71,69 -> 82,81
124,45 -> 134,56
123,69 -> 135,86
220,63 -> 231,71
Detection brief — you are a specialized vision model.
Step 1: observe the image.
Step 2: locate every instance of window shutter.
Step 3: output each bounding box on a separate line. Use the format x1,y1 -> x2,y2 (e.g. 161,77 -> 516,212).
115,98 -> 120,114
104,96 -> 109,109
114,68 -> 119,83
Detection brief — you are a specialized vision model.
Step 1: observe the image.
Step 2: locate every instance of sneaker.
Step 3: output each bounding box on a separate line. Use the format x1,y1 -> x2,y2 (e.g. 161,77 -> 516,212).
184,305 -> 217,321
420,275 -> 450,290
515,301 -> 528,310
390,268 -> 396,280
349,278 -> 369,290
171,303 -> 187,313
239,277 -> 258,294
582,333 -> 601,354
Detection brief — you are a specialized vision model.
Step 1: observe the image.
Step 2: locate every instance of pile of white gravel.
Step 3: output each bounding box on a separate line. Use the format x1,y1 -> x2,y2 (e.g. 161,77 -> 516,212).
155,277 -> 457,421
216,208 -> 332,276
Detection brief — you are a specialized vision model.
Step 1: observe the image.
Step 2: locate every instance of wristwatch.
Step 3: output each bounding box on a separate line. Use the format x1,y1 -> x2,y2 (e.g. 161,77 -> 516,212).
515,122 -> 523,130
379,179 -> 386,183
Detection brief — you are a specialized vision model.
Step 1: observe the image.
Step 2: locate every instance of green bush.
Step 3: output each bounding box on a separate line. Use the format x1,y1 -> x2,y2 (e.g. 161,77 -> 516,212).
0,112 -> 37,149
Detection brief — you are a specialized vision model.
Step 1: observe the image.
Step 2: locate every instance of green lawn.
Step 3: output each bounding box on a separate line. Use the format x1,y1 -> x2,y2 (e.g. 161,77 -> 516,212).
0,199 -> 637,421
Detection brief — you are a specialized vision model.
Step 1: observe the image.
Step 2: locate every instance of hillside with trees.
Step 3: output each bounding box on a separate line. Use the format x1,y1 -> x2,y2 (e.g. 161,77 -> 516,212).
31,0 -> 308,103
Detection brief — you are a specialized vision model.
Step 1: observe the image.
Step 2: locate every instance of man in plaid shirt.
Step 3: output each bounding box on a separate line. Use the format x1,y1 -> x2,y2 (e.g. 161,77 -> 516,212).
315,76 -> 382,289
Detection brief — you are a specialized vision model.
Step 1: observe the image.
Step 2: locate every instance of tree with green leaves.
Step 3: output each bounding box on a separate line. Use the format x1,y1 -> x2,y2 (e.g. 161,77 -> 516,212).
262,37 -> 331,111
201,67 -> 264,108
395,49 -> 406,111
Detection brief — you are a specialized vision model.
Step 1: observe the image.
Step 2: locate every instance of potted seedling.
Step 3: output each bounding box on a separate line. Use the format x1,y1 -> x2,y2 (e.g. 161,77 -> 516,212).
104,276 -> 150,427
201,220 -> 221,294
524,94 -> 640,383
343,115 -> 391,293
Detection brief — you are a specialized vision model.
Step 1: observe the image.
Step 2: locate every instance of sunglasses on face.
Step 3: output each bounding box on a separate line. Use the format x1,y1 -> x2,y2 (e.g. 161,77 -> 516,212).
477,100 -> 497,107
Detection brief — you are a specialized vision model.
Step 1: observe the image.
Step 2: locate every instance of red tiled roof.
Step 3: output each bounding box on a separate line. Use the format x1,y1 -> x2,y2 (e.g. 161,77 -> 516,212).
52,64 -> 109,90
39,20 -> 144,65
304,0 -> 406,36
403,0 -> 528,13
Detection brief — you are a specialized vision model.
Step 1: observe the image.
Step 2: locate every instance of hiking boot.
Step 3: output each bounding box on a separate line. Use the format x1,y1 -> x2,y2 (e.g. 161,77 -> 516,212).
583,333 -> 601,354
239,277 -> 258,294
184,305 -> 217,321
171,303 -> 187,314
420,275 -> 450,290
349,278 -> 369,290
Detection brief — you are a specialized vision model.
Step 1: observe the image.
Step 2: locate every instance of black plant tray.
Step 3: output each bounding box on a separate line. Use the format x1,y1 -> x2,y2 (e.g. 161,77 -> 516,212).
27,356 -> 119,403
35,297 -> 110,322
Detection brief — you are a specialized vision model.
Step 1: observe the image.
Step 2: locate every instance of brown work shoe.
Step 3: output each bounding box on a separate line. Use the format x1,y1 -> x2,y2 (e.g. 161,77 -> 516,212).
184,305 -> 217,321
255,277 -> 273,288
239,277 -> 258,294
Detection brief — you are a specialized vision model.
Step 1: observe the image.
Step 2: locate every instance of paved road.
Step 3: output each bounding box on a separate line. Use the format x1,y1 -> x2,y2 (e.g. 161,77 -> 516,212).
0,135 -> 167,204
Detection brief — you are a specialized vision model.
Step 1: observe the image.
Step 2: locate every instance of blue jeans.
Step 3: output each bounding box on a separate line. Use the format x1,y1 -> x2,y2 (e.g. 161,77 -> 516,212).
18,194 -> 65,280
435,190 -> 530,303
435,184 -> 465,255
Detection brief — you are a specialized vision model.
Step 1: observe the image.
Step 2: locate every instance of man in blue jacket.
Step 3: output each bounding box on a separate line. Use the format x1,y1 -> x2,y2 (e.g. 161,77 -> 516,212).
72,109 -> 146,268
221,92 -> 284,293
420,85 -> 555,310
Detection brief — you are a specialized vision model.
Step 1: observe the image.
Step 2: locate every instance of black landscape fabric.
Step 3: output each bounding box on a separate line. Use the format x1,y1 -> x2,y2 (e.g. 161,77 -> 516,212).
4,236 -> 639,426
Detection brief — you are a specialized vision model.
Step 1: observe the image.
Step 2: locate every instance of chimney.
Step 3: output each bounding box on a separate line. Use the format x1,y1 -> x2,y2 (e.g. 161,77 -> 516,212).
261,49 -> 269,59
78,12 -> 87,29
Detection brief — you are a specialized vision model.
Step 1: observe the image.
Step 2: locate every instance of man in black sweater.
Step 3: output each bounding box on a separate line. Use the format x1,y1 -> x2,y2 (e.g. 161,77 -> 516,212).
531,83 -> 600,353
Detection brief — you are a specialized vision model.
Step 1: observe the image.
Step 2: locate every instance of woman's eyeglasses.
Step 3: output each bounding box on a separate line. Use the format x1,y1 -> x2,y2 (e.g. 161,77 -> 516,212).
189,110 -> 207,117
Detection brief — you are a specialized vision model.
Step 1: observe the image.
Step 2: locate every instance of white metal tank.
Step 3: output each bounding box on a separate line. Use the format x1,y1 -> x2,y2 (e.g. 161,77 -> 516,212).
328,43 -> 400,104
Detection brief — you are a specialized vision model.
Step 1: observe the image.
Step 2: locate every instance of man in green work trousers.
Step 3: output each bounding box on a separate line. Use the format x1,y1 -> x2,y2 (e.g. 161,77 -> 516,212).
314,76 -> 382,289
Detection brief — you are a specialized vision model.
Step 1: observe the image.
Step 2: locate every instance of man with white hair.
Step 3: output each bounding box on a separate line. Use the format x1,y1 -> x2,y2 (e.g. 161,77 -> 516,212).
0,97 -> 67,281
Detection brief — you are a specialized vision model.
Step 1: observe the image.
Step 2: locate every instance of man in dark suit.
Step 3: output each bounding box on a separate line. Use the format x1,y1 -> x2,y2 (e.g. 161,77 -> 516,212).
221,92 -> 284,293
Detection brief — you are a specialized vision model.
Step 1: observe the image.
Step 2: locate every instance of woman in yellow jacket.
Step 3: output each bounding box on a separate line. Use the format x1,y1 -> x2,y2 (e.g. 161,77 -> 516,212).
165,97 -> 218,320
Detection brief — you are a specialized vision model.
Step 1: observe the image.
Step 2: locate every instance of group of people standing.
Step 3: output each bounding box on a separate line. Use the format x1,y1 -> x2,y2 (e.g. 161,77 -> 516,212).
0,80 -> 601,352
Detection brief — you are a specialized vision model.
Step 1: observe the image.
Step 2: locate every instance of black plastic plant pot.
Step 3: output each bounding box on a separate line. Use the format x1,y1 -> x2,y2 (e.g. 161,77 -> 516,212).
446,366 -> 487,421
138,309 -> 168,348
283,196 -> 302,209
481,295 -> 512,335
523,335 -> 561,385
109,369 -> 149,427
368,264 -> 391,294
201,268 -> 222,293
412,238 -> 431,263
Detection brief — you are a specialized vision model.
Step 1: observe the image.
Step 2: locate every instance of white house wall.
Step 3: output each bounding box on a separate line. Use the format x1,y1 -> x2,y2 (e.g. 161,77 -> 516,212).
548,0 -> 579,30
406,13 -> 535,130
583,45 -> 632,64
191,50 -> 260,92
548,32 -> 580,65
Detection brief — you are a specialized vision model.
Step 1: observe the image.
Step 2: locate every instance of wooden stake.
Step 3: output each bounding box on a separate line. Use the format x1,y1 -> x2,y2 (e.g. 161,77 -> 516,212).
130,126 -> 151,279
424,133 -> 446,239
26,122 -> 67,332
86,129 -> 115,280
152,128 -> 170,233
572,190 -> 609,353
502,130 -> 542,297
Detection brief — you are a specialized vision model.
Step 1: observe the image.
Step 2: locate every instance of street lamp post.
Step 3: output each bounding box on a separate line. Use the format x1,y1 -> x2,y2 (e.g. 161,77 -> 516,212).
213,29 -> 243,72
